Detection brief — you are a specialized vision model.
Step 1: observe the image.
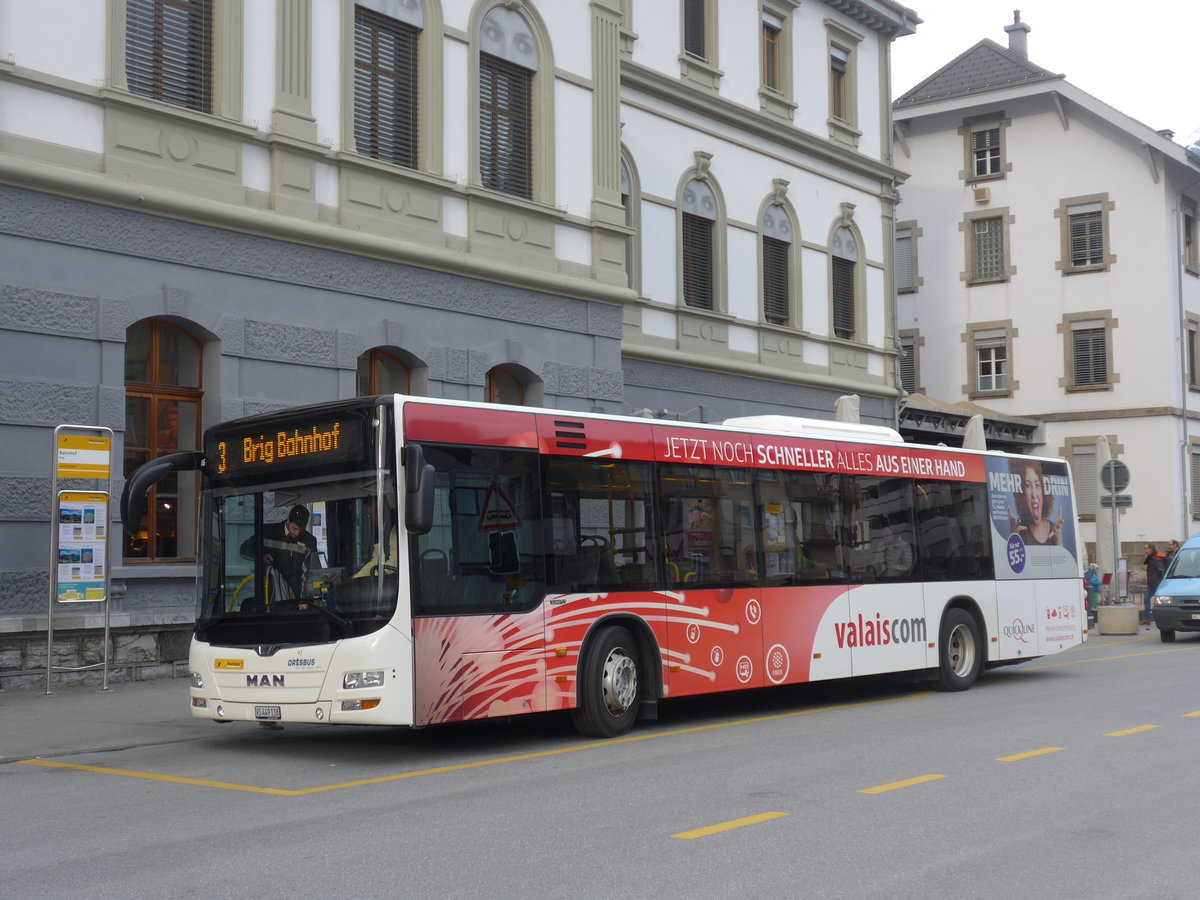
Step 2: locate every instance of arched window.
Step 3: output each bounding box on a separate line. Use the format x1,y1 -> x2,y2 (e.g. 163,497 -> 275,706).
479,6 -> 538,198
681,178 -> 718,310
762,203 -> 793,325
357,348 -> 412,395
831,226 -> 858,339
487,365 -> 526,405
123,319 -> 202,561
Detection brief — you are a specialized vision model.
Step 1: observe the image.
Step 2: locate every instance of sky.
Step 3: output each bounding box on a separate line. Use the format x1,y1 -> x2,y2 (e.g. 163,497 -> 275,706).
890,0 -> 1200,146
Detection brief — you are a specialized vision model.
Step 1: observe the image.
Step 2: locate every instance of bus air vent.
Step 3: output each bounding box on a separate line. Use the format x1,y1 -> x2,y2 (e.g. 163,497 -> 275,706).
554,420 -> 588,450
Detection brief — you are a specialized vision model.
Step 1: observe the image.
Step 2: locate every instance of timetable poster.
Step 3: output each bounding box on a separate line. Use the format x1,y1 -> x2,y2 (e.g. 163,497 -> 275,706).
57,491 -> 107,602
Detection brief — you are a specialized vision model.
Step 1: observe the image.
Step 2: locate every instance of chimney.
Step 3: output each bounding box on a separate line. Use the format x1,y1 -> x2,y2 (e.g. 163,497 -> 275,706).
1004,10 -> 1031,57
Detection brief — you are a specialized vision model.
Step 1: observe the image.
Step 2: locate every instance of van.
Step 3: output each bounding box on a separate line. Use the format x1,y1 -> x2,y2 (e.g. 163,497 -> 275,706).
1151,535 -> 1200,642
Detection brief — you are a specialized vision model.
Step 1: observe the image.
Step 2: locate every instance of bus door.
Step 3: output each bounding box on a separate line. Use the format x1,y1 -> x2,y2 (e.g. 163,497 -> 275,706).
842,475 -> 928,678
409,443 -> 548,725
755,470 -> 851,684
657,463 -> 765,696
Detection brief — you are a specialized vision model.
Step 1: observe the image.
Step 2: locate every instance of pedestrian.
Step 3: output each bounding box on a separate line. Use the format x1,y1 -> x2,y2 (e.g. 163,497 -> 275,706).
1142,544 -> 1165,625
1084,563 -> 1101,621
1164,538 -> 1180,566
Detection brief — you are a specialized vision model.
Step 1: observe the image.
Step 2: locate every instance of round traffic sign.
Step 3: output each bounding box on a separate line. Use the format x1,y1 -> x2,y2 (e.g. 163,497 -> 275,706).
1101,459 -> 1130,493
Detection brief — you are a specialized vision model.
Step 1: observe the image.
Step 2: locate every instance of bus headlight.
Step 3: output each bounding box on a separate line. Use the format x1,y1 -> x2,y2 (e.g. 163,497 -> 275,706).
1152,595 -> 1175,607
343,670 -> 385,689
191,671 -> 205,688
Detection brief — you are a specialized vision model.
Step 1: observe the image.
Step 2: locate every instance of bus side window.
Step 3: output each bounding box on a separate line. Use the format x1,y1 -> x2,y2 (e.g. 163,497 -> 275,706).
657,463 -> 756,588
544,457 -> 658,591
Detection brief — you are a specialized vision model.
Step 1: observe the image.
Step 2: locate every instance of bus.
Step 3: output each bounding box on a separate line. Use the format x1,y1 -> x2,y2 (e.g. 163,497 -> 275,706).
121,395 -> 1086,738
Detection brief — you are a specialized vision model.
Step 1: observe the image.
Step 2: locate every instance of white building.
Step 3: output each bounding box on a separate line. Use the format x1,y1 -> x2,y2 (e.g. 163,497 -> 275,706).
893,13 -> 1200,557
0,0 -> 918,682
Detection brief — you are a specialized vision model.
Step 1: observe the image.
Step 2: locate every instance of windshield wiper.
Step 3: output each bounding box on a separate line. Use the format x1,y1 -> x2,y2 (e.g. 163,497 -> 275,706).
305,601 -> 355,632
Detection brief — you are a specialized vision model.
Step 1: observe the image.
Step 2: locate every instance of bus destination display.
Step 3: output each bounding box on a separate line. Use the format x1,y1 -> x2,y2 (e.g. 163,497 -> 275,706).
210,417 -> 365,478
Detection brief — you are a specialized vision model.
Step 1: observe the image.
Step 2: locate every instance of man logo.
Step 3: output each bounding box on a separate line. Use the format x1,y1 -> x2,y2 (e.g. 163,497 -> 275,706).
247,674 -> 285,687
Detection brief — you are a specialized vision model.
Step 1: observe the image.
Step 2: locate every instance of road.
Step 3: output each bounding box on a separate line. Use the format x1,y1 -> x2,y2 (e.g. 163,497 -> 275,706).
2,628 -> 1194,899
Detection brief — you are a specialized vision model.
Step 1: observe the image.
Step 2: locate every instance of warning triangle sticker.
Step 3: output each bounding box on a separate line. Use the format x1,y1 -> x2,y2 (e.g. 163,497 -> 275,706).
478,483 -> 521,531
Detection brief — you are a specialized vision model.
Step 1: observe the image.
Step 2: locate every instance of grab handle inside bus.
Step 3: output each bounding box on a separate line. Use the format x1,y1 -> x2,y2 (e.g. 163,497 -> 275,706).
120,451 -> 206,531
404,444 -> 435,535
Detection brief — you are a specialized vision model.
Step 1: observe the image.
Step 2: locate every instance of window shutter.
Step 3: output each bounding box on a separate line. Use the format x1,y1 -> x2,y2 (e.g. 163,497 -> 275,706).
1069,210 -> 1103,266
1072,328 -> 1107,386
832,256 -> 855,338
682,212 -> 714,310
126,0 -> 213,113
762,236 -> 789,325
1191,448 -> 1200,520
973,127 -> 1000,176
480,53 -> 532,198
1072,446 -> 1098,516
898,340 -> 916,393
683,0 -> 706,59
895,228 -> 913,291
354,8 -> 420,169
1190,326 -> 1198,387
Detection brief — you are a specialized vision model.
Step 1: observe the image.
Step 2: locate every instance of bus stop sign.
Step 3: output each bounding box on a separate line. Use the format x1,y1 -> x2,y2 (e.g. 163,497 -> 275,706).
1101,459 -> 1130,494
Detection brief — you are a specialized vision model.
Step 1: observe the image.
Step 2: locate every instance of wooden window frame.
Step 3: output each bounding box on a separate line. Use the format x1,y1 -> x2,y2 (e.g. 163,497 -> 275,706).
123,319 -> 203,563
479,52 -> 533,199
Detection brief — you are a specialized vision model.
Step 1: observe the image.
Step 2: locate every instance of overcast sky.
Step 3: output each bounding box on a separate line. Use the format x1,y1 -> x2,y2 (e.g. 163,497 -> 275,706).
890,0 -> 1199,145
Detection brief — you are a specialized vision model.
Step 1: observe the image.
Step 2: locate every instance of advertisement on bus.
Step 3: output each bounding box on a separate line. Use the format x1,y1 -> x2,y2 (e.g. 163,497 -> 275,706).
986,456 -> 1078,579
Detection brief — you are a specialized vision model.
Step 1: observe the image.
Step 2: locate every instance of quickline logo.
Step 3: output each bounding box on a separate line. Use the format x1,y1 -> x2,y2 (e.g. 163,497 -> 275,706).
833,613 -> 927,648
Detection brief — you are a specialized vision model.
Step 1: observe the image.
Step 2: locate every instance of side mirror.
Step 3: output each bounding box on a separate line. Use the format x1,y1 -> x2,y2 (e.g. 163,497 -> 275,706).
121,451 -> 205,528
404,444 -> 435,535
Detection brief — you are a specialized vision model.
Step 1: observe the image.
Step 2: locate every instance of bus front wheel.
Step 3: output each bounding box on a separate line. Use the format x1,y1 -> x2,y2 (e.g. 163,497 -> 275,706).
935,608 -> 982,691
571,625 -> 641,738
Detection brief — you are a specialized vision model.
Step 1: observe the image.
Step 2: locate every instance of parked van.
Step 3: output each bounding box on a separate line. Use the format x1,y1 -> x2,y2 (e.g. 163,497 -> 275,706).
1151,535 -> 1200,642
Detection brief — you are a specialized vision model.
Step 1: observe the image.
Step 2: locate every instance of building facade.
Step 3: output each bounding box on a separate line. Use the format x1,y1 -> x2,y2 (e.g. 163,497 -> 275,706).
893,15 -> 1200,561
0,0 -> 917,681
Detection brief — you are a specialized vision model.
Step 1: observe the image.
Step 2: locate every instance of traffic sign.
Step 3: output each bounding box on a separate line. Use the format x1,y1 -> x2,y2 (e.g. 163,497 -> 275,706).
1100,459 -> 1130,494
1100,493 -> 1132,509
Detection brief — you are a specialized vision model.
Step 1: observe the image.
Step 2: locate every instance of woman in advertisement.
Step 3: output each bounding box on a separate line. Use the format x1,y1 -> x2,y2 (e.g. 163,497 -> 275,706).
1009,459 -> 1063,546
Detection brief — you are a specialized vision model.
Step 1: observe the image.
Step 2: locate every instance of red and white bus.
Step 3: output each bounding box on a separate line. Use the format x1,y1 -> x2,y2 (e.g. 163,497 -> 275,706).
122,395 -> 1086,737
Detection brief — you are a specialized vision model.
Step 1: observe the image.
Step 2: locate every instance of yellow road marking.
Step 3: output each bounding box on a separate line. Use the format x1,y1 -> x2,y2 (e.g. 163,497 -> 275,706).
1025,644 -> 1195,670
673,811 -> 788,839
858,774 -> 945,794
996,747 -> 1064,762
1105,725 -> 1159,737
22,760 -> 294,795
1183,711 -> 1200,718
19,691 -> 934,795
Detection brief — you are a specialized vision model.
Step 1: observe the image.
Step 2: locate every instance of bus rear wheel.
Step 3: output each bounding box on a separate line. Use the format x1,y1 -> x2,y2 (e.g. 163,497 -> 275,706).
935,608 -> 982,691
571,625 -> 641,738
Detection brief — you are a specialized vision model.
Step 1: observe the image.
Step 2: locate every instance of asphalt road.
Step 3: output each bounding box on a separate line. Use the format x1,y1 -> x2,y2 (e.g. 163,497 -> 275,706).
2,626 -> 1195,899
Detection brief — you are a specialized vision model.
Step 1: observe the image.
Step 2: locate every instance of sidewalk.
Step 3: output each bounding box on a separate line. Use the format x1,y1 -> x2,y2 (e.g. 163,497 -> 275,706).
0,676 -> 208,762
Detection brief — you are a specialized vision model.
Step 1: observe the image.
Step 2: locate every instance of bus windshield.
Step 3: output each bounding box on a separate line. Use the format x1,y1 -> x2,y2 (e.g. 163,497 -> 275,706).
195,404 -> 398,646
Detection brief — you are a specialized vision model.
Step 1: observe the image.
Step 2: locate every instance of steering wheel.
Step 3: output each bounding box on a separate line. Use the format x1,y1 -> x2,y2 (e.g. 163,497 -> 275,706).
580,535 -> 609,551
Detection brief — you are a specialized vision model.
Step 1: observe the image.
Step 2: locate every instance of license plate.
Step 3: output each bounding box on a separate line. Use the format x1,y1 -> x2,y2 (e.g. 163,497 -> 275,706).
1191,614 -> 1200,620
254,705 -> 282,720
